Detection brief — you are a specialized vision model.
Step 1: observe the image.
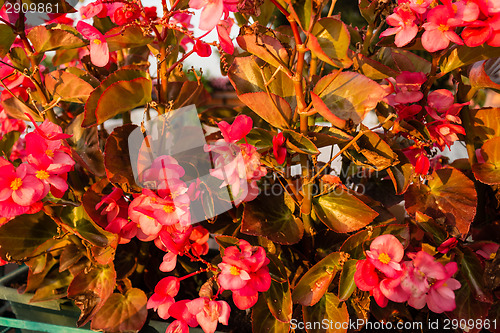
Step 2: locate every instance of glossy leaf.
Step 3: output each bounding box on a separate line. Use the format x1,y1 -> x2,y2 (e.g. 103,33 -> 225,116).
302,292 -> 349,333
238,92 -> 292,129
377,48 -> 431,73
470,107 -> 500,142
308,126 -> 353,147
0,211 -> 58,261
252,296 -> 290,333
307,18 -> 352,68
340,224 -> 410,259
66,113 -> 106,177
469,58 -> 500,91
68,264 -> 116,327
267,253 -> 288,283
292,252 -> 346,306
344,128 -> 399,170
440,44 -> 500,74
313,190 -> 378,233
338,259 -> 357,302
107,26 -> 154,52
1,96 -> 42,122
265,278 -> 292,323
104,124 -> 143,193
214,235 -> 240,257
83,69 -> 150,127
91,288 -> 148,332
405,167 -> 477,238
359,0 -> 378,24
227,56 -> 296,110
353,53 -> 399,80
237,31 -> 289,69
387,151 -> 414,195
31,269 -> 73,303
0,131 -> 20,158
45,70 -> 94,103
413,212 -> 447,245
27,25 -> 85,53
283,129 -> 319,155
0,24 -> 15,57
459,247 -> 493,303
472,137 -> 500,184
242,193 -> 304,245
241,128 -> 274,150
312,72 -> 385,125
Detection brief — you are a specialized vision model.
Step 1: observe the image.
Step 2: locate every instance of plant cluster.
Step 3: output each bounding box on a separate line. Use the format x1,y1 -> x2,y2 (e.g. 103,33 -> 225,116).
0,0 -> 499,332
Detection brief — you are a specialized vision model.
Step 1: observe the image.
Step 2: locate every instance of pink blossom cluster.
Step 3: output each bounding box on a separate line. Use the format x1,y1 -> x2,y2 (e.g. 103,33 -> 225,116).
380,0 -> 500,52
206,115 -> 267,203
0,120 -> 74,218
383,71 -> 467,174
354,234 -> 461,313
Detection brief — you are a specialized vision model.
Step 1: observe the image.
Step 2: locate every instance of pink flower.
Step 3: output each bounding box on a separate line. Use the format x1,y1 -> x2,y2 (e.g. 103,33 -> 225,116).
366,234 -> 405,278
415,153 -> 430,175
216,18 -> 234,54
217,240 -> 271,310
95,188 -> 136,244
272,132 -> 287,164
379,5 -> 418,47
354,259 -> 389,307
76,21 -> 109,67
111,2 -> 141,25
476,242 -> 499,260
0,108 -> 25,135
218,115 -> 252,143
428,121 -> 466,149
166,320 -> 189,333
426,262 -> 461,313
147,276 -> 180,319
189,0 -> 239,31
393,71 -> 427,104
168,300 -> 199,327
462,14 -> 500,47
186,298 -> 230,333
422,5 -> 463,52
194,40 -> 212,57
408,0 -> 434,14
160,251 -> 178,272
0,162 -> 45,218
425,89 -> 468,123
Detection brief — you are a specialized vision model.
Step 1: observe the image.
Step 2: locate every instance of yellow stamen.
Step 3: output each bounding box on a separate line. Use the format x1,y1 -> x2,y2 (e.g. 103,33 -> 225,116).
490,252 -> 496,260
230,266 -> 241,276
378,253 -> 392,265
10,178 -> 22,191
45,149 -> 54,157
93,39 -> 102,45
36,170 -> 50,180
163,204 -> 175,213
438,24 -> 449,32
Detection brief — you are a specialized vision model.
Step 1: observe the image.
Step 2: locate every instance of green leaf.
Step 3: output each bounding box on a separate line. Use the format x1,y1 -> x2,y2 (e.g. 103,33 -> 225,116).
0,131 -> 20,158
8,47 -> 32,71
68,264 -> 116,327
267,253 -> 288,283
312,72 -> 386,126
237,30 -> 289,69
242,193 -> 304,245
470,107 -> 500,142
340,224 -> 409,259
214,235 -> 240,257
302,292 -> 349,333
469,58 -> 500,91
353,53 -> 399,80
167,81 -> 206,109
45,70 -> 94,103
27,26 -> 85,53
387,151 -> 414,195
449,274 -> 491,333
238,92 -> 292,129
46,205 -> 116,248
376,48 -> 431,73
241,128 -> 274,150
283,129 -> 319,155
359,0 -> 378,24
0,211 -> 58,261
292,252 -> 346,306
252,296 -> 290,333
66,113 -> 105,177
104,124 -> 143,193
1,95 -> 42,122
338,259 -> 357,302
344,128 -> 399,171
294,0 -> 312,31
472,137 -> 500,184
0,24 -> 15,58
459,247 -> 493,303
265,278 -> 293,323
308,126 -> 353,147
227,56 -> 296,110
83,69 -> 150,127
313,190 -> 378,233
31,269 -> 73,303
307,18 -> 352,68
405,167 -> 477,238
91,289 -> 148,332
107,26 -> 154,52
413,212 -> 447,245
440,44 -> 500,74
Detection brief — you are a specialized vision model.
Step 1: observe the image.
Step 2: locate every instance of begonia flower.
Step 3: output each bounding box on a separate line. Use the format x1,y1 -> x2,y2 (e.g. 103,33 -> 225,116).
365,234 -> 405,278
147,276 -> 180,319
379,5 -> 418,47
422,5 -> 463,52
272,132 -> 287,164
218,115 -> 252,143
186,298 -> 230,333
76,21 -> 109,67
426,262 -> 461,313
